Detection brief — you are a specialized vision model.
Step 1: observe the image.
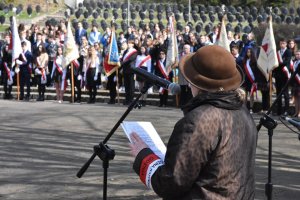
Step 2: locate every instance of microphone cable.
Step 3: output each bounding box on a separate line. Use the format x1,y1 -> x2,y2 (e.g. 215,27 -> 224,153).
279,116 -> 300,140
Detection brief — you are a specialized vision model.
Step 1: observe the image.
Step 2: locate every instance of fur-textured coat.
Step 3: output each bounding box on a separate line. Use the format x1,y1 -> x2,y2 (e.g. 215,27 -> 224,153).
133,91 -> 257,200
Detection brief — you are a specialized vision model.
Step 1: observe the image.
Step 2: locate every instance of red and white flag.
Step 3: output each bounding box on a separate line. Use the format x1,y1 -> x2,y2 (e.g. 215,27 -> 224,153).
10,16 -> 22,67
257,16 -> 279,81
215,16 -> 230,52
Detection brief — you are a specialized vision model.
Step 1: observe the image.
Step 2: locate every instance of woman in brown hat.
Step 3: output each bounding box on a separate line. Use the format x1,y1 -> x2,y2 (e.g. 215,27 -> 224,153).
129,45 -> 257,200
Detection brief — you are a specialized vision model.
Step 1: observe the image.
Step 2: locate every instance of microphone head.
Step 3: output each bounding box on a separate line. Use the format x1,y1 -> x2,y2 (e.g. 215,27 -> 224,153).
168,83 -> 181,95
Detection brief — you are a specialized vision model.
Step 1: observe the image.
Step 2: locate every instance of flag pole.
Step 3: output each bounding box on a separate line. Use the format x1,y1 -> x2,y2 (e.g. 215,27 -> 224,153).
269,71 -> 273,109
16,65 -> 20,100
116,68 -> 120,104
71,62 -> 75,103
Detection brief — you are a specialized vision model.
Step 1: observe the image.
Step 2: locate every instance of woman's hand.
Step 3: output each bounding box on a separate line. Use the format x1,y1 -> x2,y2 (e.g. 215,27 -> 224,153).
129,132 -> 148,157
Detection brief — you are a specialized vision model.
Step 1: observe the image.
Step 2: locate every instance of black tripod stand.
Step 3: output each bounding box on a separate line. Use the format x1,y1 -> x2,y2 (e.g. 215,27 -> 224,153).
257,66 -> 300,200
76,82 -> 152,200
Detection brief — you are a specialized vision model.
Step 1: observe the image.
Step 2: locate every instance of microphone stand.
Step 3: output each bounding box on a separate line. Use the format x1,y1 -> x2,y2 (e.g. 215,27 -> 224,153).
257,66 -> 299,200
76,82 -> 153,200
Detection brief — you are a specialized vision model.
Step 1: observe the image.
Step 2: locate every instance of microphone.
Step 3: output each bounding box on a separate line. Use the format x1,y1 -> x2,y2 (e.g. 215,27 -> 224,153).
131,67 -> 181,95
282,116 -> 300,131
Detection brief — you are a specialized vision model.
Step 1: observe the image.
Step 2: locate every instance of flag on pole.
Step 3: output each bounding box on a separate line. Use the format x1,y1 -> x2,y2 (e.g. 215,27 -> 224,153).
215,16 -> 230,52
62,20 -> 79,69
103,27 -> 120,76
257,16 -> 279,81
10,16 -> 22,67
166,15 -> 178,69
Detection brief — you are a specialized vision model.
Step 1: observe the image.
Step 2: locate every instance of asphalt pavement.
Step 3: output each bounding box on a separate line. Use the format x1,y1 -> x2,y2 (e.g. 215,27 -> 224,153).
0,99 -> 299,200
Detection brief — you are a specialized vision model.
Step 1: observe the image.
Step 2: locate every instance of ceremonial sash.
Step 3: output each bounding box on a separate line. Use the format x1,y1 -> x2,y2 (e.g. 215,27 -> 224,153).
137,55 -> 151,68
291,60 -> 300,85
277,50 -> 290,79
244,60 -> 257,98
54,59 -> 63,75
72,60 -> 80,69
157,60 -> 169,80
3,62 -> 11,80
122,48 -> 137,63
157,60 -> 169,94
36,59 -> 46,81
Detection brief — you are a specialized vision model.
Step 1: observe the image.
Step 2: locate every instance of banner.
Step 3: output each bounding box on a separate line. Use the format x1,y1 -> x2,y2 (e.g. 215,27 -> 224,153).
62,20 -> 79,69
215,16 -> 230,52
257,16 -> 279,81
104,27 -> 120,76
10,16 -> 22,67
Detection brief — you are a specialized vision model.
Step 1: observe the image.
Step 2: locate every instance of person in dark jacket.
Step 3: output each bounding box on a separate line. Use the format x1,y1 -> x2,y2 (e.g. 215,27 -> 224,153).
129,45 -> 257,200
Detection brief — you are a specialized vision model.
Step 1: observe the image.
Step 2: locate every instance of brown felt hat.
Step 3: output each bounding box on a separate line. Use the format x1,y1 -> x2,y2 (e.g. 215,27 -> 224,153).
179,45 -> 244,92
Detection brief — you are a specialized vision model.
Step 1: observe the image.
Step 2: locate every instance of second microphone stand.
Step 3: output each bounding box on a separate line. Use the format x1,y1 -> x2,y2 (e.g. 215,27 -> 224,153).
257,66 -> 299,200
76,82 -> 152,200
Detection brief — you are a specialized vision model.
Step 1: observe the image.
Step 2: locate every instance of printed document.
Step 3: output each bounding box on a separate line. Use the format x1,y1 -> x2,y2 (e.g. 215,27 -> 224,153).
121,121 -> 166,161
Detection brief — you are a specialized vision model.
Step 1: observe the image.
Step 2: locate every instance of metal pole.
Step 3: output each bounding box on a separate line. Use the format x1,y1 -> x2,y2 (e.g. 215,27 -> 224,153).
188,0 -> 191,22
127,0 -> 130,27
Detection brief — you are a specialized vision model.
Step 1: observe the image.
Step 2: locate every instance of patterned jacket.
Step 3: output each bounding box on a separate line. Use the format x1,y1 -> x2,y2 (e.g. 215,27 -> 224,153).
133,91 -> 257,200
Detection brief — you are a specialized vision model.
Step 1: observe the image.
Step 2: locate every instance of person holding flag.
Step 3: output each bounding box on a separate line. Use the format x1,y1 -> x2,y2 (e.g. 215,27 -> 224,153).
16,41 -> 33,101
120,40 -> 138,105
257,15 -> 279,113
273,38 -> 292,115
103,26 -> 120,104
62,20 -> 79,103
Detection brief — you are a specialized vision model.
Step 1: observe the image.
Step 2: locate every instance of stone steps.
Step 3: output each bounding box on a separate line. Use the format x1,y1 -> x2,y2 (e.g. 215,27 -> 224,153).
0,85 -> 177,106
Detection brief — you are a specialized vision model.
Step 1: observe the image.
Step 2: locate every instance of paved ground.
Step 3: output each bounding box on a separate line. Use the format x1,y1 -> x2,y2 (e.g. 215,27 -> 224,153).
0,99 -> 299,200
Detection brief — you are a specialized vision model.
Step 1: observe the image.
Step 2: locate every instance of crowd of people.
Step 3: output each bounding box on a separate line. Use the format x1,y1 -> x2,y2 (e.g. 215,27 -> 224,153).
0,19 -> 299,116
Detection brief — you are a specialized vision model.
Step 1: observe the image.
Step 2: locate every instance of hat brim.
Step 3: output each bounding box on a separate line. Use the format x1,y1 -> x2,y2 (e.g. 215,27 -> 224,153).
179,53 -> 244,92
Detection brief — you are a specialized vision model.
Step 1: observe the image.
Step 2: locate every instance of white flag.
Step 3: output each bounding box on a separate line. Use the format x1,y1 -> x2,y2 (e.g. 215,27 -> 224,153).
215,16 -> 230,52
166,16 -> 178,69
257,16 -> 279,81
62,20 -> 79,69
11,16 -> 22,67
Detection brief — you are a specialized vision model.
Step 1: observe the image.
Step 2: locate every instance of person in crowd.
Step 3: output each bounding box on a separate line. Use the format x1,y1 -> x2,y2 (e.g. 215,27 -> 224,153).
75,22 -> 87,46
1,44 -> 13,99
125,27 -> 135,41
287,39 -> 297,60
88,25 -> 101,46
291,50 -> 300,117
17,41 -> 33,101
273,38 -> 292,115
177,44 -> 192,107
117,32 -> 127,51
29,25 -> 40,46
51,46 -> 66,103
242,47 -> 260,113
129,45 -> 256,200
155,50 -> 173,107
135,46 -> 152,106
32,32 -> 45,59
46,34 -> 58,86
187,33 -> 200,53
182,25 -> 191,43
94,42 -> 103,88
121,40 -> 138,105
230,33 -> 243,52
84,46 -> 100,104
208,25 -> 219,44
240,32 -> 257,58
35,44 -> 49,101
231,45 -> 243,66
